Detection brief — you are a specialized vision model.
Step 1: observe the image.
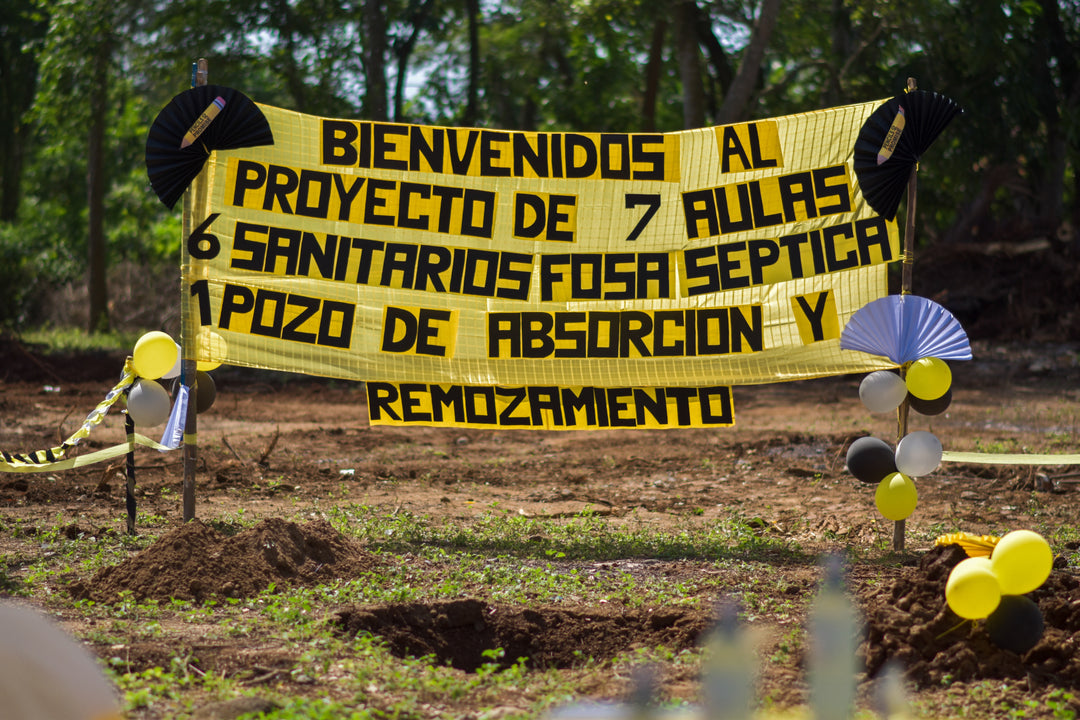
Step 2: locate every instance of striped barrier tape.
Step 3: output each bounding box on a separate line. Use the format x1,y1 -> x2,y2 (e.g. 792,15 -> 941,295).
1,358 -> 176,473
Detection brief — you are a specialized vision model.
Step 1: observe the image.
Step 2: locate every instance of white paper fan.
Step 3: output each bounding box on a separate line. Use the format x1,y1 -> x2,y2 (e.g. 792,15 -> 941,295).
840,295 -> 971,364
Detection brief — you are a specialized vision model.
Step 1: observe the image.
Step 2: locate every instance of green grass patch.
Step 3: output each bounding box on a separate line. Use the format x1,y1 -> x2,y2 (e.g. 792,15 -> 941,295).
324,503 -> 809,563
18,326 -> 145,354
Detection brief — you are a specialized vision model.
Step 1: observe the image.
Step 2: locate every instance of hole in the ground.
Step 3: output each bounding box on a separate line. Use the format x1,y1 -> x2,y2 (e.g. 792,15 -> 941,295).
333,598 -> 714,672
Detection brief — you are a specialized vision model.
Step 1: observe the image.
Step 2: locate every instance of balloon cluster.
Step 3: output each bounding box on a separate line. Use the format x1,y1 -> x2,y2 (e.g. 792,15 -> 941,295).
945,530 -> 1052,653
849,358 -> 955,522
126,331 -> 218,427
859,359 -> 953,417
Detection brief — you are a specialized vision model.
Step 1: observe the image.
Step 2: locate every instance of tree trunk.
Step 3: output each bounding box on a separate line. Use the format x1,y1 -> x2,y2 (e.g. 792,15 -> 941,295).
393,0 -> 436,122
642,16 -> 667,132
674,0 -> 704,129
824,0 -> 851,107
692,3 -> 731,124
1036,0 -> 1078,229
272,0 -> 308,110
943,164 -> 1019,245
0,115 -> 26,222
0,7 -> 42,223
462,0 -> 480,126
363,0 -> 389,121
693,3 -> 733,93
86,41 -> 110,334
716,0 -> 780,124
1041,126 -> 1067,228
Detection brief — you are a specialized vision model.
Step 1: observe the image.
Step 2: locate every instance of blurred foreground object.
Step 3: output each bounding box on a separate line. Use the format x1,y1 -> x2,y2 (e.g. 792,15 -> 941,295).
0,603 -> 121,720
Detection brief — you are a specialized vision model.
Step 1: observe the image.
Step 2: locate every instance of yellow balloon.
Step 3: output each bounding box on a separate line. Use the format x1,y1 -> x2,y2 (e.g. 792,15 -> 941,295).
132,331 -> 178,380
874,472 -> 918,521
946,557 -> 1002,619
196,328 -> 226,371
906,357 -> 952,400
990,530 -> 1053,595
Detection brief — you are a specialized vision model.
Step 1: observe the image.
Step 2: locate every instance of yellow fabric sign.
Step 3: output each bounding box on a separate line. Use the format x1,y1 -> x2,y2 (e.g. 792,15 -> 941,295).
182,99 -> 899,399
366,383 -> 733,430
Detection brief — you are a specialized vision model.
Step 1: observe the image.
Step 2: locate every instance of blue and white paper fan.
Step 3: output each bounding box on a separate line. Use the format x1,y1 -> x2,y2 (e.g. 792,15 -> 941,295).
840,295 -> 971,364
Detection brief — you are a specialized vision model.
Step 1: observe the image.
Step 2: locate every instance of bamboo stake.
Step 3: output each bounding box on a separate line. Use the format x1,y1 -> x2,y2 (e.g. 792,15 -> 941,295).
893,77 -> 919,552
181,57 -> 209,522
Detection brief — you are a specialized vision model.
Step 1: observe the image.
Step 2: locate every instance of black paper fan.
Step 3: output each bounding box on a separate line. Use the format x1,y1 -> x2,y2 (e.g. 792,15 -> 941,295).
853,90 -> 962,220
145,85 -> 274,209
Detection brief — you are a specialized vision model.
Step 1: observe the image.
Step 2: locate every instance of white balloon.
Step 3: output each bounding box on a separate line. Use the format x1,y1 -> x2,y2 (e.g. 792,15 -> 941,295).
895,431 -> 943,477
859,371 -> 908,414
126,379 -> 172,427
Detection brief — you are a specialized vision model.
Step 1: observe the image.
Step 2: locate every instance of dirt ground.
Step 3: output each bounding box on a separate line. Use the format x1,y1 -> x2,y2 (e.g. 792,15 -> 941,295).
2,335 -> 1080,718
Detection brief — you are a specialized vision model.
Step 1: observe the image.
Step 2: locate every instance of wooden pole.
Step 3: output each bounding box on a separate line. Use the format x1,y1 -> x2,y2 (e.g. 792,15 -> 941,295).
181,58 -> 208,522
125,412 -> 137,534
893,77 -> 919,552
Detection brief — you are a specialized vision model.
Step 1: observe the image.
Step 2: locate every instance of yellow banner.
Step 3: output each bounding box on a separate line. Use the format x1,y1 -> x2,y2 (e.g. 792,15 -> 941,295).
366,383 -> 734,430
182,100 -> 899,392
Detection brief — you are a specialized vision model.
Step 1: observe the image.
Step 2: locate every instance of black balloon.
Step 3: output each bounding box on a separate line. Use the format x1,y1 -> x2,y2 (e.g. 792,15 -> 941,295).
170,371 -> 217,413
986,595 -> 1044,654
195,370 -> 216,413
908,388 -> 952,416
846,436 -> 898,484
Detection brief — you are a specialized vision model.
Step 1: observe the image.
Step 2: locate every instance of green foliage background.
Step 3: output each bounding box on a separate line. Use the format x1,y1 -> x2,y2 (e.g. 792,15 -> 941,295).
1,0 -> 1077,332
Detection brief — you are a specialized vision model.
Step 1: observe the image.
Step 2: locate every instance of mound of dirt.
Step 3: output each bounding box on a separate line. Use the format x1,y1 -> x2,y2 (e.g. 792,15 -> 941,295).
73,518 -> 380,603
860,544 -> 1080,693
334,598 -> 713,671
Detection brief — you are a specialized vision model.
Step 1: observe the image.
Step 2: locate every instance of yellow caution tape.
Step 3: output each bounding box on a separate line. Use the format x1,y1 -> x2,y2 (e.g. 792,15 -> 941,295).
0,358 -> 174,473
941,451 -> 1080,466
1,434 -> 174,474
